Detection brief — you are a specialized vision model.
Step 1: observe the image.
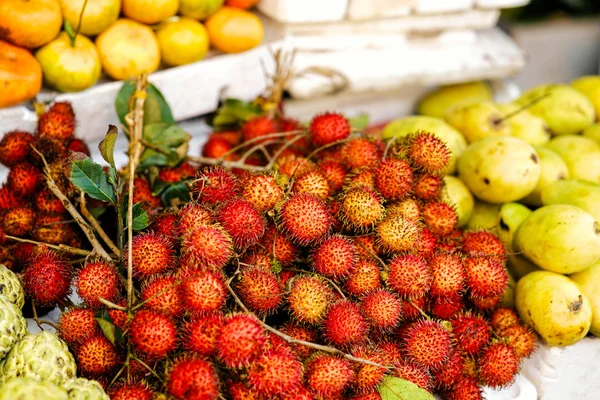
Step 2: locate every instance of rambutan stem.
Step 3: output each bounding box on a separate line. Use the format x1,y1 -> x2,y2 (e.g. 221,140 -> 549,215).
131,355 -> 163,383
382,137 -> 398,160
31,299 -> 59,331
407,299 -> 430,320
80,192 -> 121,256
5,235 -> 92,257
98,297 -> 128,311
264,132 -> 309,170
306,136 -> 353,160
219,130 -> 304,161
353,237 -> 389,272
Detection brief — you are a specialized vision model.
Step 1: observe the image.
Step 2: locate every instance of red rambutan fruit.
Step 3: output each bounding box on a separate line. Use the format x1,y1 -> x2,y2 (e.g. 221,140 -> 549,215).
470,294 -> 503,313
76,335 -> 121,377
178,203 -> 213,234
240,250 -> 272,271
241,173 -> 284,213
351,346 -> 387,393
463,257 -> 508,298
217,313 -> 266,368
386,198 -> 421,222
31,213 -> 75,245
306,354 -> 354,397
309,112 -> 351,146
57,307 -> 101,348
149,211 -> 180,243
182,312 -> 224,356
323,299 -> 368,347
414,174 -> 442,200
22,250 -> 72,307
2,205 -> 36,236
130,309 -> 177,360
393,359 -> 433,392
338,185 -> 385,233
279,193 -> 332,246
422,201 -> 458,237
350,393 -> 383,400
450,312 -> 492,355
236,267 -> 283,315
445,377 -> 483,400
311,234 -> 357,279
34,188 -> 65,214
292,170 -> 331,199
345,166 -> 377,189
216,198 -> 266,248
318,159 -> 347,194
429,253 -> 465,298
140,275 -> 182,316
500,324 -> 537,359
7,162 -> 41,197
342,138 -> 382,170
247,349 -> 303,397
478,342 -> 519,388
361,289 -> 403,331
196,166 -> 240,204
109,383 -> 154,400
0,130 -> 33,167
76,261 -> 121,308
0,185 -> 20,210
387,254 -> 431,299
260,223 -> 299,266
374,158 -> 413,201
353,234 -> 378,258
400,296 -> 427,321
242,115 -> 277,143
490,307 -> 520,334
38,109 -> 75,140
280,323 -> 318,360
67,138 -> 90,156
132,178 -> 162,208
48,101 -> 75,117
108,301 -> 128,331
376,214 -> 422,253
287,274 -> 335,325
129,232 -> 174,277
202,136 -> 235,160
462,230 -> 507,263
406,131 -> 451,175
276,154 -> 317,178
228,382 -> 262,400
377,340 -> 402,365
167,356 -> 220,400
429,294 -> 464,319
179,269 -> 227,314
415,228 -> 437,259
182,224 -> 234,270
401,320 -> 453,369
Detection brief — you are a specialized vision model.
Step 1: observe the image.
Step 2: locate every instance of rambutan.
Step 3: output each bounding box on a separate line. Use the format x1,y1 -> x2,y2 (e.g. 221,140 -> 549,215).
429,294 -> 464,320
182,313 -> 224,356
57,307 -> 101,348
406,131 -> 451,175
306,354 -> 354,397
490,307 -> 520,334
318,159 -> 347,193
242,115 -> 277,143
0,130 -> 33,167
386,198 -> 421,222
463,257 -> 508,298
217,313 -> 266,368
374,158 -> 413,201
287,275 -> 334,324
345,166 -> 377,189
433,350 -> 466,389
76,261 -> 121,308
429,253 -> 465,298
377,213 -> 422,253
351,346 -> 387,393
338,185 -> 385,232
38,109 -> 75,140
149,212 -> 180,243
202,136 -> 235,160
2,205 -> 36,236
140,275 -> 182,316
422,201 -> 457,237
108,304 -> 128,332
413,174 -> 442,200
293,170 -> 331,199
323,300 -> 368,347
377,340 -> 402,365
450,313 -> 491,355
178,203 -> 213,234
353,234 -> 378,258
241,250 -> 272,271
129,309 -> 177,360
67,138 -> 91,156
30,136 -> 68,167
349,393 -> 382,400
478,342 -> 519,388
276,154 -> 317,178
415,228 -> 437,259
393,359 -> 433,392
401,320 -> 452,368
387,254 -> 431,299
6,162 -> 41,197
247,349 -> 303,397
196,166 -> 240,204
166,356 -> 220,400
279,193 -> 332,246
216,198 -> 266,248
179,269 -> 227,314
76,335 -> 121,377
109,383 -> 154,400
400,296 -> 427,321
236,267 -> 283,315
22,250 -> 72,307
132,178 -> 162,208
470,294 -> 503,313
31,213 -> 74,245
462,230 -> 507,263
34,188 -> 65,214
129,232 -> 174,277
280,323 -> 318,360
0,186 -> 19,210
181,224 -> 234,270
260,223 -> 299,266
445,377 -> 483,400
241,173 -> 284,213
311,235 -> 357,279
500,324 -> 537,359
309,112 -> 351,146
360,289 -> 402,331
341,138 -> 382,170
228,382 -> 261,400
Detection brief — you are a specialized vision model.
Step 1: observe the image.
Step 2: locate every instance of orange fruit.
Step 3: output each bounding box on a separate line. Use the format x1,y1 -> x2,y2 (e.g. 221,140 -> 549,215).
0,40 -> 42,108
225,0 -> 258,9
179,0 -> 223,20
122,0 -> 179,25
0,0 -> 62,49
205,7 -> 263,54
156,18 -> 210,66
60,0 -> 121,36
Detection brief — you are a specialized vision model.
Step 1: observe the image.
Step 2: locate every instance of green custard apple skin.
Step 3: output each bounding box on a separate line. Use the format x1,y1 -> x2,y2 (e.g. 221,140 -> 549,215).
63,378 -> 110,400
571,75 -> 600,117
514,84 -> 596,136
0,295 -> 28,359
0,264 -> 25,309
570,261 -> 600,337
496,202 -> 532,249
515,270 -> 592,346
541,179 -> 600,222
521,146 -> 569,206
497,104 -> 551,146
466,201 -> 500,231
514,204 -> 600,274
457,136 -> 541,204
441,175 -> 474,227
0,331 -> 77,385
444,101 -> 512,143
381,115 -> 467,174
582,123 -> 600,144
0,377 -> 68,400
417,81 -> 493,118
545,135 -> 600,184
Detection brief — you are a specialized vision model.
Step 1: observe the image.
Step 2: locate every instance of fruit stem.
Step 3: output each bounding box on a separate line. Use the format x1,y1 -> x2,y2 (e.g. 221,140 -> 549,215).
353,237 -> 389,273
407,299 -> 430,320
98,297 -> 127,311
306,136 -> 353,160
4,235 -> 92,257
80,192 -> 121,256
131,354 -> 163,383
495,92 -> 551,124
73,0 -> 89,47
31,298 -> 59,331
382,137 -> 398,160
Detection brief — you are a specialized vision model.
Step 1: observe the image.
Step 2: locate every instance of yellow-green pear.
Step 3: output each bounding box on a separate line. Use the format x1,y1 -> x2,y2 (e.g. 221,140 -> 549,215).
466,201 -> 500,231
545,135 -> 600,184
582,123 -> 600,144
417,81 -> 493,119
514,84 -> 595,135
508,254 -> 542,280
441,176 -> 474,227
515,270 -> 592,346
496,202 -> 532,248
501,270 -> 516,308
445,101 -> 512,143
514,204 -> 600,274
541,179 -> 600,222
570,261 -> 600,336
571,75 -> 600,118
457,136 -> 541,203
497,103 -> 551,146
381,116 -> 467,174
521,146 -> 569,206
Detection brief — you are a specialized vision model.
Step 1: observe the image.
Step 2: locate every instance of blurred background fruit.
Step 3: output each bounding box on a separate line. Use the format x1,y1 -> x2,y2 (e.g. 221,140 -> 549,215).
225,0 -> 259,9
0,40 -> 42,108
0,0 -> 62,49
123,0 -> 179,25
206,6 -> 262,53
157,18 -> 210,66
59,0 -> 121,36
179,0 -> 224,20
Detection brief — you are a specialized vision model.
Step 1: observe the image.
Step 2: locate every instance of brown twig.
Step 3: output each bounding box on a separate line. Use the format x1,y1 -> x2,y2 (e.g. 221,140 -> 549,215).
264,132 -> 309,170
98,297 -> 128,311
31,299 -> 60,331
5,235 -> 92,257
80,192 -> 121,256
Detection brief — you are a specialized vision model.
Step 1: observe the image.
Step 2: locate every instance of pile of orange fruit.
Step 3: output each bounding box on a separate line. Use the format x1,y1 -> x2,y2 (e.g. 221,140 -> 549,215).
0,0 -> 264,108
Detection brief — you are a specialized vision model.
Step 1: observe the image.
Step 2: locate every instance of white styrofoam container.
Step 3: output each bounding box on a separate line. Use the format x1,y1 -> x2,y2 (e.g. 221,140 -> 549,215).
476,0 -> 530,9
414,0 -> 475,15
347,0 -> 413,21
258,0 -> 349,24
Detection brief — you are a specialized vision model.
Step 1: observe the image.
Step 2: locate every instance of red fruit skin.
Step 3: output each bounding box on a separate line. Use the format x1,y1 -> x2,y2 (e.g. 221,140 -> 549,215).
129,232 -> 174,277
57,308 -> 101,348
400,296 -> 427,321
280,323 -> 318,360
429,294 -> 464,320
361,289 -> 403,332
67,138 -> 91,156
318,159 -> 347,194
306,354 -> 354,397
38,110 -> 75,140
374,158 -> 414,201
432,350 -> 465,389
323,300 -> 368,348
279,193 -> 333,246
393,359 -> 433,392
129,309 -> 177,360
182,313 -> 224,356
287,274 -> 335,325
429,253 -> 465,298
462,230 -> 507,263
217,313 -> 266,368
387,254 -> 431,299
463,257 -> 508,298
178,203 -> 213,235
132,178 -> 162,208
341,138 -> 382,170
202,137 -> 236,159
22,250 -> 73,307
451,313 -> 492,355
445,377 -> 483,400
259,224 -> 299,266
311,234 -> 357,279
242,116 -> 277,143
150,212 -> 180,241
109,383 -> 154,400
407,132 -> 451,174
196,166 -> 240,204
0,130 -> 33,167
236,267 -> 282,315
76,261 -> 121,308
490,307 -> 520,334
141,275 -> 183,316
216,198 -> 265,248
76,335 -> 121,377
0,186 -> 20,210
247,349 -> 303,397
179,269 -> 228,314
350,393 -> 383,400
34,188 -> 66,214
309,112 -> 351,146
478,342 -> 519,388
181,224 -> 234,270
413,174 -> 442,200
167,357 -> 220,400
401,320 -> 453,369
422,201 -> 458,237
2,206 -> 36,236
7,162 -> 41,197
344,257 -> 381,297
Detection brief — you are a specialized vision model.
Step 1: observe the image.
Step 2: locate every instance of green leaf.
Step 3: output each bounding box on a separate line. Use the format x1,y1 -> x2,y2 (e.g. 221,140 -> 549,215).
99,125 -> 118,168
209,98 -> 263,129
106,166 -> 117,187
151,179 -> 171,196
95,309 -> 124,347
379,377 -> 436,400
139,123 -> 191,168
160,181 -> 190,206
350,113 -> 370,130
131,203 -> 150,231
89,207 -> 108,219
115,81 -> 175,127
64,20 -> 76,47
70,158 -> 116,204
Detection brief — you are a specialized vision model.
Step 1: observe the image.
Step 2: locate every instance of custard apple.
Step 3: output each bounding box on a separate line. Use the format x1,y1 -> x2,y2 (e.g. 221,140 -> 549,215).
0,376 -> 68,400
63,378 -> 110,400
0,331 -> 76,385
0,294 -> 27,359
0,265 -> 24,309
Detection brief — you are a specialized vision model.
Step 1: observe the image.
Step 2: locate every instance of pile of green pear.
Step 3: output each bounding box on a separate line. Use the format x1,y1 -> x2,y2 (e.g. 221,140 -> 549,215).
383,77 -> 600,348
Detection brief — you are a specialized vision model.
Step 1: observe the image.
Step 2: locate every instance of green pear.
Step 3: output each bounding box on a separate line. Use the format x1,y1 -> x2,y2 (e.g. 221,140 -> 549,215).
417,81 -> 493,119
501,270 -> 516,308
497,104 -> 551,146
440,176 -> 474,227
515,270 -> 592,346
381,116 -> 467,174
466,201 -> 500,231
514,204 -> 600,274
545,135 -> 600,183
570,261 -> 600,336
508,254 -> 542,280
457,136 -> 541,203
582,123 -> 600,144
571,75 -> 600,118
445,101 -> 512,143
496,202 -> 532,248
514,84 -> 595,135
521,146 -> 570,206
541,179 -> 600,222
